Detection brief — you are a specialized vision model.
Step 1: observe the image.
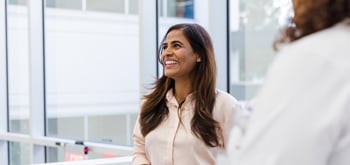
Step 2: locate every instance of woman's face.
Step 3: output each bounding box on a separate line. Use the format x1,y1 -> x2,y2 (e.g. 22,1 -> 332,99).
160,29 -> 200,81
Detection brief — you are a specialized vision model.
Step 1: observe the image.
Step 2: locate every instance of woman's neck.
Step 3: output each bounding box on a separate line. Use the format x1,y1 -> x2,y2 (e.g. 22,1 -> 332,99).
174,80 -> 192,104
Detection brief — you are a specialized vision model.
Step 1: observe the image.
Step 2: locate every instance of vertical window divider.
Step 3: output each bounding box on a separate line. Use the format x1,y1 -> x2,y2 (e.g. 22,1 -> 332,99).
226,0 -> 231,92
27,0 -> 46,163
0,0 -> 9,163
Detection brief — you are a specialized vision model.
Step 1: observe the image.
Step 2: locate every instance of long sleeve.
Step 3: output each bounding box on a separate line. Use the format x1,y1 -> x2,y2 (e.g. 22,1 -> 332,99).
213,90 -> 241,149
132,115 -> 150,165
221,100 -> 240,149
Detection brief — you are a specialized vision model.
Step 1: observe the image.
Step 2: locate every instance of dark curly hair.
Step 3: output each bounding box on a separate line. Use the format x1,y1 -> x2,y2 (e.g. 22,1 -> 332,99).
274,0 -> 350,50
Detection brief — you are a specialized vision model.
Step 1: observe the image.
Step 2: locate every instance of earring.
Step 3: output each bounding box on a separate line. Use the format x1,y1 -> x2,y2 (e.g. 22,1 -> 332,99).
197,58 -> 201,62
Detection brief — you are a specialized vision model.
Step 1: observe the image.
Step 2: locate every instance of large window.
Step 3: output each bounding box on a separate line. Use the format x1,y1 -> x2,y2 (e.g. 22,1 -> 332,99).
46,0 -> 82,10
86,0 -> 125,13
8,0 -> 30,135
128,0 -> 138,14
229,0 -> 291,100
159,0 -> 194,18
9,0 -> 27,6
10,142 -> 30,165
45,0 -> 139,15
44,0 -> 140,162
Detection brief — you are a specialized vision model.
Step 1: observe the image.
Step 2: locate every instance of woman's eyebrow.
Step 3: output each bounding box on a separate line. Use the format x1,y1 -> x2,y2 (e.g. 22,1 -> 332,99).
162,40 -> 183,46
170,40 -> 183,45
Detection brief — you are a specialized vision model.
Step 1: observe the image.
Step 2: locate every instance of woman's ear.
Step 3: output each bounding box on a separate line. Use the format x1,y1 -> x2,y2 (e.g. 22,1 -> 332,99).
196,55 -> 201,62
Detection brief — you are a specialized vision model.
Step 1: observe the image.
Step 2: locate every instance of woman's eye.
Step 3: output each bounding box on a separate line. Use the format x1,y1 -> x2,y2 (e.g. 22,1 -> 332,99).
174,44 -> 181,48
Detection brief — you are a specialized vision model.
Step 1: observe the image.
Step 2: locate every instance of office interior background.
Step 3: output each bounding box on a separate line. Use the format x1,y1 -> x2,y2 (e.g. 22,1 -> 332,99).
0,0 -> 291,164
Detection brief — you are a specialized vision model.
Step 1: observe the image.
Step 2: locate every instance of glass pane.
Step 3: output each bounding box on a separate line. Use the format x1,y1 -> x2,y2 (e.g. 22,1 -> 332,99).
86,0 -> 125,13
88,115 -> 126,144
159,0 -> 163,16
129,0 -> 138,14
229,0 -> 291,100
47,146 -> 62,163
46,0 -> 82,10
44,0 -> 140,161
10,142 -> 30,165
47,146 -> 88,162
9,0 -> 27,5
166,0 -> 177,17
165,0 -> 194,18
7,0 -> 30,134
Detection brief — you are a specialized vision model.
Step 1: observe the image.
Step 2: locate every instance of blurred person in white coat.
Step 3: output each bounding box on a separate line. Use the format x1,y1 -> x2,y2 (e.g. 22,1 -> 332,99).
216,0 -> 350,165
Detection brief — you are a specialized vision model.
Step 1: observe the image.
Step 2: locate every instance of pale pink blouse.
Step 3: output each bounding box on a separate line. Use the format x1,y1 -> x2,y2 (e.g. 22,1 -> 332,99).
132,89 -> 240,165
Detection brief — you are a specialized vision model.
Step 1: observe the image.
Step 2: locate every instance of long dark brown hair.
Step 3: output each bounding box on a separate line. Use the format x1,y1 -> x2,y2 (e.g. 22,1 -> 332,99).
274,0 -> 350,50
139,23 -> 220,147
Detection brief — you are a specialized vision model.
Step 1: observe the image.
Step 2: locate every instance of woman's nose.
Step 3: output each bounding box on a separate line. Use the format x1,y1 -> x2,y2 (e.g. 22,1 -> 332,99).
162,48 -> 173,57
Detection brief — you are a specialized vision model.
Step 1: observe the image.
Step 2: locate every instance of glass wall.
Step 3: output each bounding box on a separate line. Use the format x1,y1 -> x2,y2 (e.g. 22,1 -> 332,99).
9,0 -> 27,6
46,0 -> 82,10
128,0 -> 138,14
45,0 -> 139,14
229,0 -> 291,100
44,0 -> 140,162
7,0 -> 30,134
10,142 -> 30,165
86,0 -> 125,13
161,0 -> 194,18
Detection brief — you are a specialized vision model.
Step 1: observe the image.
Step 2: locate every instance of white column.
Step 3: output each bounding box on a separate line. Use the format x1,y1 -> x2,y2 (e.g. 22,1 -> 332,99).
208,0 -> 229,91
0,0 -> 9,163
139,0 -> 158,95
28,0 -> 46,163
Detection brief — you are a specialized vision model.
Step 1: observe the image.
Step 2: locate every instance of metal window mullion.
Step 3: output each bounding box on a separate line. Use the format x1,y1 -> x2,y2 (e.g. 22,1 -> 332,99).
0,0 -> 9,164
208,0 -> 229,92
27,0 -> 46,164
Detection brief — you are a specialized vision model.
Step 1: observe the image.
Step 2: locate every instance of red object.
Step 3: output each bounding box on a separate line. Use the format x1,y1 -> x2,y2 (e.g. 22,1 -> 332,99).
65,152 -> 85,161
84,146 -> 89,155
103,153 -> 117,158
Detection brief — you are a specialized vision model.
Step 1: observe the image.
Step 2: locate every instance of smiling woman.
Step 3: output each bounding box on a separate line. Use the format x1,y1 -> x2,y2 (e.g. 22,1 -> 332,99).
132,23 -> 241,165
160,29 -> 199,85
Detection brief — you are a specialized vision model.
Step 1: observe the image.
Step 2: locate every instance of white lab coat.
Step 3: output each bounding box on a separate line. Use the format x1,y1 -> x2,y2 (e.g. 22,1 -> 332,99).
217,19 -> 350,165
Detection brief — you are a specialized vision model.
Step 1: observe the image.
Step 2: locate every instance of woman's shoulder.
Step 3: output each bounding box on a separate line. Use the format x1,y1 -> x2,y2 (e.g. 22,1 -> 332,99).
213,89 -> 242,120
216,89 -> 238,100
215,89 -> 240,106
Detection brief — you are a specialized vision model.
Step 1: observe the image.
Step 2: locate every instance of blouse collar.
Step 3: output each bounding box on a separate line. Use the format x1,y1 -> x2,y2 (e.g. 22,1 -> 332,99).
166,88 -> 194,106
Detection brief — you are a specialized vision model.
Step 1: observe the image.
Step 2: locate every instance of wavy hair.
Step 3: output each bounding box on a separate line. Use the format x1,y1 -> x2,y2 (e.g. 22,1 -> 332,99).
274,0 -> 350,50
140,23 -> 220,147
